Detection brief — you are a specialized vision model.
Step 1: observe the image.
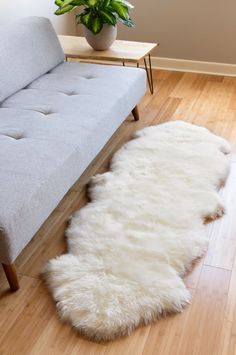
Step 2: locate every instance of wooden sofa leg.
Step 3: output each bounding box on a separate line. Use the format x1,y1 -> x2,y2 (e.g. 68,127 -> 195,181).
132,105 -> 140,121
2,263 -> 20,291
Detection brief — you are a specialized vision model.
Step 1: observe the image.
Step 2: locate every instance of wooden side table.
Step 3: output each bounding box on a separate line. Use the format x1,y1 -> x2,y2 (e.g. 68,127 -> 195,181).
58,36 -> 158,94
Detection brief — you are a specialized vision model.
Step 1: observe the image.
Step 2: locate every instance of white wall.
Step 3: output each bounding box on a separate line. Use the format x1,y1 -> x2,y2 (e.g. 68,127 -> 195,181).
118,0 -> 236,64
0,0 -> 76,35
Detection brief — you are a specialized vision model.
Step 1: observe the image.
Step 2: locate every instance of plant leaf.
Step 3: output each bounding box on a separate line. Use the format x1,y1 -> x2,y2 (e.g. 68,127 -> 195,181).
100,10 -> 117,25
87,0 -> 99,7
109,2 -> 129,20
117,0 -> 134,9
55,0 -> 64,6
119,17 -> 134,27
60,0 -> 75,7
80,12 -> 92,26
71,0 -> 85,4
60,0 -> 84,7
102,0 -> 111,8
91,16 -> 103,34
55,4 -> 75,14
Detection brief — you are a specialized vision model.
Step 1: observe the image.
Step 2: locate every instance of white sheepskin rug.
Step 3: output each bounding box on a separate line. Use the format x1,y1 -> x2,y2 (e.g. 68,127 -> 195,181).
44,121 -> 231,342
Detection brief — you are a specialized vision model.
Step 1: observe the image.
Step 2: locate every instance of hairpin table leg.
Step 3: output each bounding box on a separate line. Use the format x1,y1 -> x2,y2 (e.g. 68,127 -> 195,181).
144,54 -> 154,95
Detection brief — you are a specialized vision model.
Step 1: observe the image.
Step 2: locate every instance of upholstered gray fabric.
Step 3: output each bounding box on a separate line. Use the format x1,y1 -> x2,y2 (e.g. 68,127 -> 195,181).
0,61 -> 146,264
0,17 -> 64,103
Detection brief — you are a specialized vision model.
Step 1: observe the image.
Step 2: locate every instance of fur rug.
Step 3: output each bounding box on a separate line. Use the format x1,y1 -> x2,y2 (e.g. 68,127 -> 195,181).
44,121 -> 231,342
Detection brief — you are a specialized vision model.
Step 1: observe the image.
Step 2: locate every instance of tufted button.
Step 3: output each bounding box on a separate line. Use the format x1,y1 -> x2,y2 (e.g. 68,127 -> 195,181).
85,76 -> 94,80
36,110 -> 54,116
1,131 -> 24,140
44,111 -> 54,115
67,92 -> 78,96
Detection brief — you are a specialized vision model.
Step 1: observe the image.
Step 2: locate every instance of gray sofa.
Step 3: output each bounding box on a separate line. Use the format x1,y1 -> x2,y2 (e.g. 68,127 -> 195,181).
0,17 -> 146,290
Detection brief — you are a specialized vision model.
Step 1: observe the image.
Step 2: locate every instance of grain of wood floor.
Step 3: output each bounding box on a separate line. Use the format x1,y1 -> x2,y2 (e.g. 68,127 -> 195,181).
1,70 -> 236,355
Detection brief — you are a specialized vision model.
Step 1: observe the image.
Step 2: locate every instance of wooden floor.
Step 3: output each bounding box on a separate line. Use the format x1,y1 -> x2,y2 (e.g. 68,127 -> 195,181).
1,70 -> 236,355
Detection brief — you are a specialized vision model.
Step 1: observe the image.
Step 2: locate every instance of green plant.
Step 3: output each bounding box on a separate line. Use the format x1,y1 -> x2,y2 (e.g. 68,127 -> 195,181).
54,0 -> 134,34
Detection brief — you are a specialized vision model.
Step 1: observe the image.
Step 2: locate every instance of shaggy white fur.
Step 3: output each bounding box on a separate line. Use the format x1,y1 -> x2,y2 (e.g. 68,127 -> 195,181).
44,121 -> 231,342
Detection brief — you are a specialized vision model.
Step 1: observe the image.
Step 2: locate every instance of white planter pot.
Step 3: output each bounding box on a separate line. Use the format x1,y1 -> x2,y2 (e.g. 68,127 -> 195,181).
83,25 -> 117,51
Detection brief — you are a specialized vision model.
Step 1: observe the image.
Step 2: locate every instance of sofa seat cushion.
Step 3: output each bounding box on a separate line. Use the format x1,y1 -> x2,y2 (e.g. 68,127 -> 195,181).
0,62 -> 146,263
2,62 -> 145,130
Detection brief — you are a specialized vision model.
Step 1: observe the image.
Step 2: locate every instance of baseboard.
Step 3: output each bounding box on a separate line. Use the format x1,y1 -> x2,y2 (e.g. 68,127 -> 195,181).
151,57 -> 236,77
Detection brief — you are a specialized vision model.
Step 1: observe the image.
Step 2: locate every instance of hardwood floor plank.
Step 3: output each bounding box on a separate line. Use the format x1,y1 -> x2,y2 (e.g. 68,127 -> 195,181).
29,317 -> 107,355
150,71 -> 184,110
170,72 -> 206,99
192,81 -> 235,129
205,160 -> 236,270
217,320 -> 236,355
216,259 -> 236,355
143,266 -> 231,355
180,266 -> 231,355
170,73 -> 217,122
105,326 -> 151,355
225,266 -> 236,324
184,258 -> 204,289
0,277 -> 51,355
142,289 -> 196,355
154,97 -> 182,123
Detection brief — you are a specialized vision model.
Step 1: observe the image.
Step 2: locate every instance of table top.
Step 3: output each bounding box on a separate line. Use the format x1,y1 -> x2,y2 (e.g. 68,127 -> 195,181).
58,35 -> 158,63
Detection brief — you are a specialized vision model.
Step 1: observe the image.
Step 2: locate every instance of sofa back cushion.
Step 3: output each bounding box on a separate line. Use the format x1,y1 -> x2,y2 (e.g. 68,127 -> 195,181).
0,17 -> 65,103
